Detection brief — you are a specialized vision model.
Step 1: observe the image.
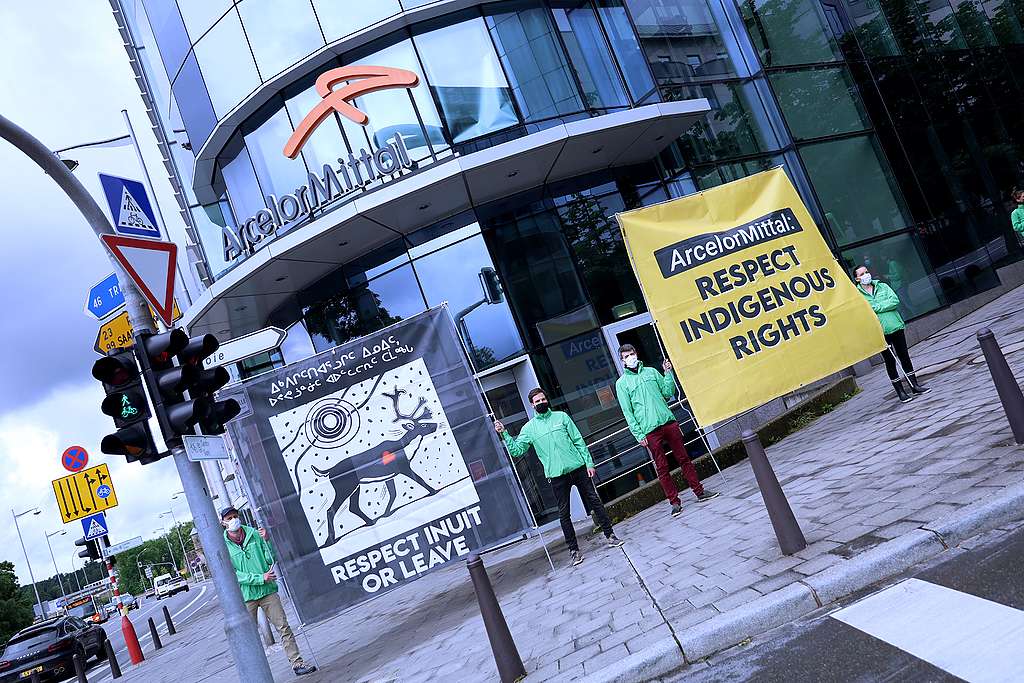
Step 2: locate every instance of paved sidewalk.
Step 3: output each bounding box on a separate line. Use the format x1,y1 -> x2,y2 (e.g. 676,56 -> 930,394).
119,286 -> 1024,683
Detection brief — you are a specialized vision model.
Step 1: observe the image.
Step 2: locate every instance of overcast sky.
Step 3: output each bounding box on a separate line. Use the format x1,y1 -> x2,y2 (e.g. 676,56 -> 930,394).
0,2 -> 195,587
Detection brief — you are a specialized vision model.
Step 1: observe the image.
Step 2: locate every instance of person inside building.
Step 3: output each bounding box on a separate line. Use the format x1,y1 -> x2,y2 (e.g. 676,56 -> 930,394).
220,506 -> 317,677
1011,188 -> 1024,247
615,344 -> 719,518
854,265 -> 930,403
495,388 -> 624,566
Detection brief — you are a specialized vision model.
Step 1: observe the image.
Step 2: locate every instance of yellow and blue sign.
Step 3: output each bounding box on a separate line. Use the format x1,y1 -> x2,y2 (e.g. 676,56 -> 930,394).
52,463 -> 119,524
616,168 -> 886,426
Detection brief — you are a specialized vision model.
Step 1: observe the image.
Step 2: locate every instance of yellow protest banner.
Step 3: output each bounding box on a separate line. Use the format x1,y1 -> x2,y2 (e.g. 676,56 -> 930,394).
616,168 -> 886,426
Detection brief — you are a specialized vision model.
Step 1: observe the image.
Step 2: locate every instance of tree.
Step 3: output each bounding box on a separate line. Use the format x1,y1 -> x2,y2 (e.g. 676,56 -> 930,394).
1,561 -> 34,645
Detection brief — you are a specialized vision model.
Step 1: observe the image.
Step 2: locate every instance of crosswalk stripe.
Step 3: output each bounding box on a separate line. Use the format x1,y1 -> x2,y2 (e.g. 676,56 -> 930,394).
831,578 -> 1024,683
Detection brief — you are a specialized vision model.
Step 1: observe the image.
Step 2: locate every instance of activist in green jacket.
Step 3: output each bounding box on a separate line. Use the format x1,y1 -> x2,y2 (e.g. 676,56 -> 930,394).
500,407 -> 594,478
856,278 -> 904,335
223,522 -> 278,603
615,360 -> 677,443
1011,189 -> 1024,240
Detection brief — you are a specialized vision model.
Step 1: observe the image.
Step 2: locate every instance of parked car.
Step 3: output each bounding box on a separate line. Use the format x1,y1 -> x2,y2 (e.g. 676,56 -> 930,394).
0,616 -> 107,682
104,602 -> 119,617
117,593 -> 138,610
153,573 -> 189,599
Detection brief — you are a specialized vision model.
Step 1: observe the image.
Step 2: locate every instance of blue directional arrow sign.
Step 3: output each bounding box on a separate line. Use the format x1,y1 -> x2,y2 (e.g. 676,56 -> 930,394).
81,512 -> 109,541
98,172 -> 161,239
84,273 -> 125,320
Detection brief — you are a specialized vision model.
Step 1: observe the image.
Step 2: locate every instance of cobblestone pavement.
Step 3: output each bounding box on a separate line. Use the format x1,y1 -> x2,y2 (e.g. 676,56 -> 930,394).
117,286 -> 1024,683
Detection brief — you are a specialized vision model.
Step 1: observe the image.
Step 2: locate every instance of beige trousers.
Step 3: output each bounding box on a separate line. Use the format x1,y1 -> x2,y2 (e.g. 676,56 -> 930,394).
245,592 -> 301,666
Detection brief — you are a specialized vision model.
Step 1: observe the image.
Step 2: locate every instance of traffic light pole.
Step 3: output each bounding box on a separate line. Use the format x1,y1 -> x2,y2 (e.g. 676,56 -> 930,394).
0,113 -> 274,683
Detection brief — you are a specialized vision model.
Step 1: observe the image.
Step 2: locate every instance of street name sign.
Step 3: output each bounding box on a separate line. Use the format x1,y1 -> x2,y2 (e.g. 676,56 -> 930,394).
84,273 -> 125,321
52,463 -> 119,523
107,536 -> 144,555
201,327 -> 287,369
100,234 -> 178,326
182,434 -> 230,461
98,173 -> 161,239
81,512 -> 109,541
62,446 -> 89,473
95,311 -> 134,356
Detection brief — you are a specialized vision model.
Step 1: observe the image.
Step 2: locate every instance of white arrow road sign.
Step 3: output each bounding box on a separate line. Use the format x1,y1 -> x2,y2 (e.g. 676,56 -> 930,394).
182,434 -> 230,462
203,326 -> 287,368
107,536 -> 144,555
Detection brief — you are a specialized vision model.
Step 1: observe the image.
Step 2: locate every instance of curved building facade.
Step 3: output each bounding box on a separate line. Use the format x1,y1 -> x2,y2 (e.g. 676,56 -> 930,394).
115,0 -> 1024,522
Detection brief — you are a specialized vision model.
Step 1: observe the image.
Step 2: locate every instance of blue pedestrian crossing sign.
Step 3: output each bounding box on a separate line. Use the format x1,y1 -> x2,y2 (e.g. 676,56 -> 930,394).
81,512 -> 109,541
98,173 -> 161,239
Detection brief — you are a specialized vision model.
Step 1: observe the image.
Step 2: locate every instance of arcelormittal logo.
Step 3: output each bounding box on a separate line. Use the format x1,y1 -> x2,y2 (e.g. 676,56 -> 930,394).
283,65 -> 420,159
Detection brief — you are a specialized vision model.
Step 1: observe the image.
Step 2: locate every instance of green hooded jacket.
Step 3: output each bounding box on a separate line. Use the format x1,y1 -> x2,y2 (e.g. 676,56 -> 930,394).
224,525 -> 278,602
1011,205 -> 1024,235
501,410 -> 594,478
615,362 -> 677,442
857,280 -> 904,335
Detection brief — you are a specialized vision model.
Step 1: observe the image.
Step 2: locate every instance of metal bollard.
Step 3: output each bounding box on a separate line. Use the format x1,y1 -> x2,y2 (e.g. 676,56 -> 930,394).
742,430 -> 807,555
104,638 -> 122,679
162,605 -> 177,635
148,617 -> 163,650
977,328 -> 1024,444
73,652 -> 88,683
466,553 -> 526,683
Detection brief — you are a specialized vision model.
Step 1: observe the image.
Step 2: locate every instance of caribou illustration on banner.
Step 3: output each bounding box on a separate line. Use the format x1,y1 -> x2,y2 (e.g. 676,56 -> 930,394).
312,386 -> 440,547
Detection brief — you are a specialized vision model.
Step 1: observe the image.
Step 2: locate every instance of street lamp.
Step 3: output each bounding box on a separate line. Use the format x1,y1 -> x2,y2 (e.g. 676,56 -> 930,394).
152,528 -> 179,574
69,550 -> 83,592
160,508 -> 190,582
12,507 -> 43,617
170,491 -> 205,581
44,529 -> 68,604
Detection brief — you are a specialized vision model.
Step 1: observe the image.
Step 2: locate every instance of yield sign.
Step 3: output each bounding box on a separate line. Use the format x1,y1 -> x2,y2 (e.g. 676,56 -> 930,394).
100,235 -> 177,326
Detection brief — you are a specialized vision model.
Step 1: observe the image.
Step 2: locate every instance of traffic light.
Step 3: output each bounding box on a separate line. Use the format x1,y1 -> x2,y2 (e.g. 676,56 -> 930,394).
92,349 -> 159,463
177,334 -> 240,435
75,536 -> 99,561
479,267 -> 503,304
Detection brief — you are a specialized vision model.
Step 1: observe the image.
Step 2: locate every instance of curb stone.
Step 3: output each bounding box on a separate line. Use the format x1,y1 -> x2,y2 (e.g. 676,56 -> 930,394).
584,477 -> 1024,683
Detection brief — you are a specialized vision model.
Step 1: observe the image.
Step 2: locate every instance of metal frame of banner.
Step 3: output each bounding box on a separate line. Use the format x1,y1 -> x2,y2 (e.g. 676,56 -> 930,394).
441,302 -> 558,573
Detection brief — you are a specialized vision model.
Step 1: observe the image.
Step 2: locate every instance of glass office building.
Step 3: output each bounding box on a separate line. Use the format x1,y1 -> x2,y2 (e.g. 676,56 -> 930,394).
116,0 -> 1024,523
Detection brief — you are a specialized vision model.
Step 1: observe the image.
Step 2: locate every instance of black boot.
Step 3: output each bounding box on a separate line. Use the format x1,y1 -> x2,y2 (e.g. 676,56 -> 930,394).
907,373 -> 930,394
893,381 -> 914,403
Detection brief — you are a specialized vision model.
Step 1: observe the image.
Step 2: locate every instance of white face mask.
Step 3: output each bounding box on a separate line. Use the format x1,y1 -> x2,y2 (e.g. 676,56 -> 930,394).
226,518 -> 242,532
623,354 -> 639,369
858,273 -> 872,285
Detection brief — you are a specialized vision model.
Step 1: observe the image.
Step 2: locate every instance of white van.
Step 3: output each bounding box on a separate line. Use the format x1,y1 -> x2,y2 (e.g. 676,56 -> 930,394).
153,573 -> 189,600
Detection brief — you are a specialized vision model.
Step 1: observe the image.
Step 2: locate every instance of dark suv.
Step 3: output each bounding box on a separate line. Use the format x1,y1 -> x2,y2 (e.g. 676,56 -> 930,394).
0,616 -> 107,682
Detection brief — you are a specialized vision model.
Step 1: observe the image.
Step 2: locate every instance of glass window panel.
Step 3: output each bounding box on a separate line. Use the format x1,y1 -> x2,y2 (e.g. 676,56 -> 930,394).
220,144 -> 266,223
675,81 -> 777,164
595,0 -> 658,102
624,0 -> 736,89
983,0 -> 1024,45
143,0 -> 191,80
342,240 -> 409,286
346,39 -> 447,163
172,52 -> 217,146
552,2 -> 630,109
314,0 -> 402,42
407,216 -> 482,258
176,0 -> 232,42
237,0 -> 325,80
414,234 -> 525,370
244,106 -> 310,202
191,202 -> 235,279
920,0 -> 969,48
842,0 -> 902,57
740,0 -> 844,67
770,67 -> 871,140
413,18 -> 519,142
952,0 -> 999,46
799,135 -> 909,245
193,9 -> 261,117
839,233 -> 944,319
302,264 -> 426,351
486,7 -> 585,122
280,321 -> 317,364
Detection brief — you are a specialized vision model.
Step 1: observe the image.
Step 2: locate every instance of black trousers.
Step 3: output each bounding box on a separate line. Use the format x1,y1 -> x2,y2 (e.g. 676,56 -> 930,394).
883,328 -> 914,381
549,466 -> 614,551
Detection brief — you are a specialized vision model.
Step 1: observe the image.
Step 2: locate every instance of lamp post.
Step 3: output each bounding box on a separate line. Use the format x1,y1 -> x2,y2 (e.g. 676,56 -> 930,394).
153,528 -> 179,574
12,507 -> 43,617
159,507 -> 189,579
44,529 -> 68,604
171,491 -> 205,581
69,551 -> 83,592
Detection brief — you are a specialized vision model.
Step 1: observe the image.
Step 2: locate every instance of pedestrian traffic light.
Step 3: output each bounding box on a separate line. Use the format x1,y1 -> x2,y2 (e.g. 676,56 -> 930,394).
479,267 -> 503,305
176,333 -> 240,435
75,536 -> 99,561
92,349 -> 159,463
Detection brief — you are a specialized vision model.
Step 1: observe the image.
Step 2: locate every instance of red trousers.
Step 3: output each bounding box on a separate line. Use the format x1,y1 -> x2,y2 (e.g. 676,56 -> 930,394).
645,421 -> 703,506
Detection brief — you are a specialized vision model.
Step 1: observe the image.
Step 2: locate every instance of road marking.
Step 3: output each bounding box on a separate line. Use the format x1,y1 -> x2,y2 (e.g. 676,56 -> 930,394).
831,578 -> 1024,683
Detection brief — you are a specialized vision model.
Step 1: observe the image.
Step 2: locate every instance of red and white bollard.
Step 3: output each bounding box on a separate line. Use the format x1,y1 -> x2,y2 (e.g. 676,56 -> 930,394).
104,550 -> 144,664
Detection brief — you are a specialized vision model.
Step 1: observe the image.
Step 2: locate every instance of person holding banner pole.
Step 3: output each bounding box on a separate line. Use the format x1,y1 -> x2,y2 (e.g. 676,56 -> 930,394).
854,266 -> 929,403
495,389 -> 624,567
616,345 -> 719,518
